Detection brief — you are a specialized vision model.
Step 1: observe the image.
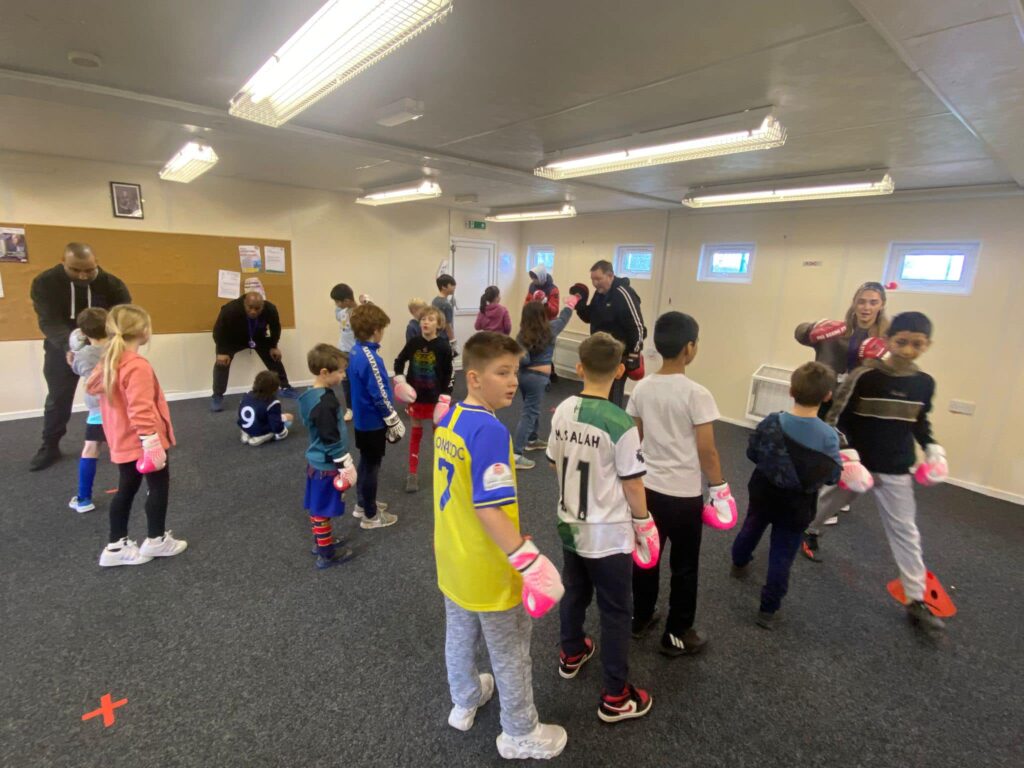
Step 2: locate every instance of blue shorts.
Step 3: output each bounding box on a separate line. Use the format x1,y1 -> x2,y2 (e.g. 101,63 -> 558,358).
304,465 -> 346,518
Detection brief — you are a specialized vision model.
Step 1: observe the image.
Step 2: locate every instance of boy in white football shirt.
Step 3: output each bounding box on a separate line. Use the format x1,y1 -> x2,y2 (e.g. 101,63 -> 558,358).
626,311 -> 734,656
547,332 -> 660,723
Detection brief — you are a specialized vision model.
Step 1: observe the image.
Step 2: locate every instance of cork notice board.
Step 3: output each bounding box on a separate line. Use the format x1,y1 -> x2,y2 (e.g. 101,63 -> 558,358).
0,224 -> 294,342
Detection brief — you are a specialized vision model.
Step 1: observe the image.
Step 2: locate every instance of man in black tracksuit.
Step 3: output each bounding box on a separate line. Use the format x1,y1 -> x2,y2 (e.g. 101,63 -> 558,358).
29,242 -> 131,470
211,292 -> 294,411
572,260 -> 645,406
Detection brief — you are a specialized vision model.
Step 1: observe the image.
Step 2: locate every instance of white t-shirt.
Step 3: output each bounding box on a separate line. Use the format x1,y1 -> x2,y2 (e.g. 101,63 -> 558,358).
625,373 -> 720,497
546,395 -> 646,558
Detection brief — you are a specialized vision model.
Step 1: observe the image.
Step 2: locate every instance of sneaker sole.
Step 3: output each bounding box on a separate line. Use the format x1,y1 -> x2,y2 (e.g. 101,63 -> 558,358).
558,643 -> 596,679
597,696 -> 653,723
99,555 -> 153,567
139,542 -> 188,558
69,501 -> 96,513
495,733 -> 567,760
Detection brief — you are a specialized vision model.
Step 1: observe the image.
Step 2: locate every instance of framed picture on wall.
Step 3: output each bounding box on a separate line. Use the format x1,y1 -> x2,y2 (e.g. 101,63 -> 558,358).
110,182 -> 144,219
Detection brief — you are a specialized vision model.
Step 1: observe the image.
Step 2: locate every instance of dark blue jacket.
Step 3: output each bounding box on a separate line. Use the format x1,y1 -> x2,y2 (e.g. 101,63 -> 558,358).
347,341 -> 397,432
237,392 -> 286,438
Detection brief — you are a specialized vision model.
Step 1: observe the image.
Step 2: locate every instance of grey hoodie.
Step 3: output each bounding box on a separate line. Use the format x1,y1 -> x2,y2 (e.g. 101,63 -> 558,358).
70,329 -> 104,419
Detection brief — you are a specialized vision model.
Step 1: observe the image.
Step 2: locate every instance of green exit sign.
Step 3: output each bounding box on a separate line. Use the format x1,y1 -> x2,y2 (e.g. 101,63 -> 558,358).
465,219 -> 487,230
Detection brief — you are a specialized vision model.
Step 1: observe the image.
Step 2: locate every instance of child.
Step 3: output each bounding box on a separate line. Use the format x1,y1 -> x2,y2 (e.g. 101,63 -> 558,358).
475,286 -> 511,334
625,311 -> 731,655
68,308 -> 109,513
237,370 -> 293,446
331,283 -> 357,421
802,312 -> 948,631
347,303 -> 403,529
547,332 -> 656,722
511,297 -> 577,469
730,362 -> 841,629
406,298 -> 429,342
433,274 -> 457,350
393,306 -> 454,493
85,305 -> 187,567
434,331 -> 566,759
298,344 -> 357,569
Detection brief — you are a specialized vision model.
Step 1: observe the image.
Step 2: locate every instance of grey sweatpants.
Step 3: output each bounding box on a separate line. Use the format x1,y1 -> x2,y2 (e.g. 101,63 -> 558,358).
444,597 -> 538,737
807,473 -> 927,601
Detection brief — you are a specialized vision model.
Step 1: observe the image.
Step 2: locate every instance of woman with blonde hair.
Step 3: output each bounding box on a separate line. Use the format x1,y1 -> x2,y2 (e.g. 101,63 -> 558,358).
86,305 -> 187,567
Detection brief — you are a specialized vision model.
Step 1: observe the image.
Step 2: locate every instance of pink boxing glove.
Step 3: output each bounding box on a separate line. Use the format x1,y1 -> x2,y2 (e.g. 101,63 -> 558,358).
136,434 -> 167,474
508,539 -> 564,618
838,449 -> 874,493
914,444 -> 948,486
565,293 -> 581,311
433,394 -> 452,425
332,453 -> 358,493
859,337 -> 888,362
702,482 -> 737,530
531,290 -> 546,303
632,514 -> 660,569
393,375 -> 417,405
809,319 -> 847,344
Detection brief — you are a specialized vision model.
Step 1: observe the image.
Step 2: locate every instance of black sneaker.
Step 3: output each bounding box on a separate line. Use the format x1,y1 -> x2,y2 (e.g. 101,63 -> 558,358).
29,443 -> 61,471
631,612 -> 661,640
558,637 -> 595,679
598,684 -> 652,723
731,562 -> 751,579
801,533 -> 823,562
209,395 -> 224,413
755,611 -> 777,630
310,536 -> 347,556
315,547 -> 354,569
906,600 -> 945,631
660,628 -> 707,657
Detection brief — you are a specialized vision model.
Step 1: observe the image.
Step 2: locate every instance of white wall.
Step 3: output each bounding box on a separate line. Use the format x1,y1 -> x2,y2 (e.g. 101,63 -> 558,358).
0,152 -> 525,418
525,199 -> 1024,503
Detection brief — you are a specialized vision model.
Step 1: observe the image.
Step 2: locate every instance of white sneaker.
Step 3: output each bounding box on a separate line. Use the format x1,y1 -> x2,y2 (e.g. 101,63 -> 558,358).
99,538 -> 152,567
247,432 -> 274,447
496,723 -> 567,760
840,504 -> 851,512
344,409 -> 353,422
823,515 -> 839,526
513,454 -> 536,470
69,496 -> 95,513
139,531 -> 188,558
239,430 -> 250,444
360,510 -> 398,530
352,501 -> 389,519
448,673 -> 494,731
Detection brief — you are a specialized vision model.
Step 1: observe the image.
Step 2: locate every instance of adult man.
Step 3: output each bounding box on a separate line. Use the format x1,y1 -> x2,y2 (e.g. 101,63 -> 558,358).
523,263 -> 560,320
210,291 -> 295,412
29,242 -> 131,470
570,260 -> 646,406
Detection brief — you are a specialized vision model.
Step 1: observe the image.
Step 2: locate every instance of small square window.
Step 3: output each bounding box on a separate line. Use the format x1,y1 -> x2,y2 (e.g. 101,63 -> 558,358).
615,245 -> 654,279
527,245 -> 555,272
884,242 -> 979,295
698,242 -> 755,283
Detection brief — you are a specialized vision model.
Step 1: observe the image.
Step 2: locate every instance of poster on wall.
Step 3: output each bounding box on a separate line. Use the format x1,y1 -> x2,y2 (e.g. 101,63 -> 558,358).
110,182 -> 144,219
264,246 -> 286,273
0,226 -> 28,262
239,244 -> 262,273
218,269 -> 241,300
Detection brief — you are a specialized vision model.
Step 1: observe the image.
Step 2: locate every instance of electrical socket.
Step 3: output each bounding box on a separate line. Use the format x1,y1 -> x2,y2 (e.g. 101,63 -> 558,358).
949,399 -> 975,415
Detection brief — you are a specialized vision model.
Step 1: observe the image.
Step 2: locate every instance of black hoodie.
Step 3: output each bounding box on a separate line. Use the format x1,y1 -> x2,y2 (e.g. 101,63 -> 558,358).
213,297 -> 282,354
30,265 -> 131,353
574,275 -> 646,355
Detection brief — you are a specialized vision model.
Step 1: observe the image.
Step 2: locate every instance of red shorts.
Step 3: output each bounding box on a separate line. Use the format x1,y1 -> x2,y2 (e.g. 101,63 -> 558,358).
407,402 -> 435,420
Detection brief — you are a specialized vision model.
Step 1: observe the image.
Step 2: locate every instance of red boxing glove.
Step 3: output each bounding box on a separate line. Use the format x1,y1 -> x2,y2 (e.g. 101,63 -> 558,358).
332,453 -> 358,493
625,354 -> 645,381
565,293 -> 581,310
859,337 -> 888,361
531,290 -> 546,303
508,540 -> 564,618
393,375 -> 417,405
809,319 -> 847,343
632,515 -> 660,569
433,394 -> 452,426
136,434 -> 167,474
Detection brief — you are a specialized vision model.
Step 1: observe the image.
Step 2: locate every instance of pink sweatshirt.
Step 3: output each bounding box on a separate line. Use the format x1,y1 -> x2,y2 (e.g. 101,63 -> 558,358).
86,350 -> 175,463
475,303 -> 512,334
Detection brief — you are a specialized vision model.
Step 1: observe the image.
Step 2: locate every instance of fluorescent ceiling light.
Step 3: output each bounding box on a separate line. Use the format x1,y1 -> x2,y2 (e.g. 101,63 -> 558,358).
485,204 -> 577,222
229,0 -> 453,127
158,141 -> 218,183
534,109 -> 786,180
682,172 -> 895,208
355,179 -> 442,206
376,97 -> 425,127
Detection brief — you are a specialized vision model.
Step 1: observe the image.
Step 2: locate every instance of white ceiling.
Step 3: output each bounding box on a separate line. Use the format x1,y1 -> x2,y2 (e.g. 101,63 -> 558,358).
0,0 -> 1021,213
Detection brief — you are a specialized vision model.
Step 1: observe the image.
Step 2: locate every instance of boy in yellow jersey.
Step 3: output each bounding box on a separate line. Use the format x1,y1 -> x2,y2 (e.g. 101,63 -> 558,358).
433,331 -> 567,760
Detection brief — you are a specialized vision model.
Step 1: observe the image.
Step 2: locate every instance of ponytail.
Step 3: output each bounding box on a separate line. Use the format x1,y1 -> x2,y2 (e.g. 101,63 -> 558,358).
479,285 -> 500,313
100,304 -> 152,400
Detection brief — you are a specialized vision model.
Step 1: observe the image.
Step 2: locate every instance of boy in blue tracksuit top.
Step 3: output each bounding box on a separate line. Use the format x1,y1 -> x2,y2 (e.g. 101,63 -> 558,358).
347,304 -> 405,529
299,344 -> 357,570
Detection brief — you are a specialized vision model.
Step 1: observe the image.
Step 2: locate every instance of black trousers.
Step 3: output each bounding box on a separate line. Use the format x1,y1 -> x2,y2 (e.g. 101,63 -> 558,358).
560,550 -> 632,694
632,489 -> 704,635
109,461 -> 170,542
608,375 -> 626,408
212,345 -> 291,396
41,341 -> 80,445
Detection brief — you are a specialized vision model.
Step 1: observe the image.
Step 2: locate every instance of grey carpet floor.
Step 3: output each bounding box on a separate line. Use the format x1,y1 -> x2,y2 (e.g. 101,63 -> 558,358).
1,376 -> 1021,768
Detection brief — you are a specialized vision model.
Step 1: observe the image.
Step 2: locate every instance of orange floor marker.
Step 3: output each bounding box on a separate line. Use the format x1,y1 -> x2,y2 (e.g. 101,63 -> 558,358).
887,570 -> 957,617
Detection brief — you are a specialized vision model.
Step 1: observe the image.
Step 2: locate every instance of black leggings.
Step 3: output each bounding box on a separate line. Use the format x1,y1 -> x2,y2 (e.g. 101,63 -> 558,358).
109,460 -> 170,543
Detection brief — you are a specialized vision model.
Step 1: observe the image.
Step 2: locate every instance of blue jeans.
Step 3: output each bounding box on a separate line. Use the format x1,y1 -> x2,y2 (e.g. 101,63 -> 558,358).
513,369 -> 548,455
731,506 -> 804,614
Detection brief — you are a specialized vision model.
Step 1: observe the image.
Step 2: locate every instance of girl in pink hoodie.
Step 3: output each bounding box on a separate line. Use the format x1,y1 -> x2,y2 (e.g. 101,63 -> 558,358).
87,305 -> 187,567
474,285 -> 511,334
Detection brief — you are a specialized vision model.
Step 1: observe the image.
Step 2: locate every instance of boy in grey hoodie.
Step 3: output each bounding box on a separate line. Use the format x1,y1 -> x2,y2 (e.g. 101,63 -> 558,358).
68,308 -> 109,513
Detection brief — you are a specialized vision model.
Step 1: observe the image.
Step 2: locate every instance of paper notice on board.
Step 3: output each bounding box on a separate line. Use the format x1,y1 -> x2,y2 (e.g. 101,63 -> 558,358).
239,244 -> 262,273
264,246 -> 286,273
218,270 -> 241,299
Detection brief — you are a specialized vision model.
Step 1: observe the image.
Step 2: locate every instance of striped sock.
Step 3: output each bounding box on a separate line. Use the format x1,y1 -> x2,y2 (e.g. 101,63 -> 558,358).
310,516 -> 334,558
78,457 -> 98,501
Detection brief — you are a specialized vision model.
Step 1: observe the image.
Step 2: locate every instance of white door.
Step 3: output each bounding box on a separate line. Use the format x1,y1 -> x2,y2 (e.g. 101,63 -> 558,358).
449,237 -> 497,348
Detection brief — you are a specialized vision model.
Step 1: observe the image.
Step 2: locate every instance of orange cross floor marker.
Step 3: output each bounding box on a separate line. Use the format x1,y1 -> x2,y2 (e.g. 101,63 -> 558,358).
82,693 -> 127,727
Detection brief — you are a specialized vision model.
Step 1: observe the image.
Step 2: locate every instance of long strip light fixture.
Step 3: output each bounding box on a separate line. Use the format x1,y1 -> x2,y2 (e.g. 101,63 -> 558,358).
158,141 -> 219,183
485,203 -> 577,222
682,171 -> 895,208
355,179 -> 442,206
534,107 -> 786,180
229,0 -> 453,127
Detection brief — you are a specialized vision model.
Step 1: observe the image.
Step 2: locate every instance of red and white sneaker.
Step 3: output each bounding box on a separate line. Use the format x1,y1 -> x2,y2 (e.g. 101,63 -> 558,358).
558,636 -> 595,679
598,684 -> 653,723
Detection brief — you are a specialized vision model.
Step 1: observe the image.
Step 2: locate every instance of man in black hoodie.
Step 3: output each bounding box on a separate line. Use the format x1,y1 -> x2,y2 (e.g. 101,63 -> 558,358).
572,260 -> 645,406
29,242 -> 131,470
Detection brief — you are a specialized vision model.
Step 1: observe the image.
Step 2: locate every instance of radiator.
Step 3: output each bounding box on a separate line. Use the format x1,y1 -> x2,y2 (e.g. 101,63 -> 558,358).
747,364 -> 795,421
